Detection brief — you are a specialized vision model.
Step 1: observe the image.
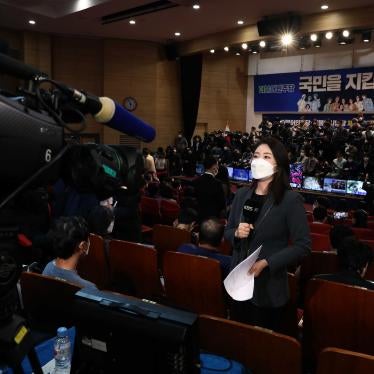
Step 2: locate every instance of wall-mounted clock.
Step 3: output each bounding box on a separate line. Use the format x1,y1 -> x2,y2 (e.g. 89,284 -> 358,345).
123,96 -> 137,112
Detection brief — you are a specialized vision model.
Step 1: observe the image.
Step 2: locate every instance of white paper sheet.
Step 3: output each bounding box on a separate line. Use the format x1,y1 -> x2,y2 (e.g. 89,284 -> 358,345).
223,246 -> 262,301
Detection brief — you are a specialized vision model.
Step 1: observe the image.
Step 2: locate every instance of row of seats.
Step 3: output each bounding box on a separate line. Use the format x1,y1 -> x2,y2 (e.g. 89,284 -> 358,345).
140,196 -> 180,226
19,271 -> 374,374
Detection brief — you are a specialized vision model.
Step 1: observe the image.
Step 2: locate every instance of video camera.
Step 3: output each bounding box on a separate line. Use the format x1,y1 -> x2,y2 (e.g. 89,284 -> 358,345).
0,51 -> 156,326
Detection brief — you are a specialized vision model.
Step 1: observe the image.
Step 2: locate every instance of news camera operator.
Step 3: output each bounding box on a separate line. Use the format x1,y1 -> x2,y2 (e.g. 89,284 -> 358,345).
224,137 -> 311,331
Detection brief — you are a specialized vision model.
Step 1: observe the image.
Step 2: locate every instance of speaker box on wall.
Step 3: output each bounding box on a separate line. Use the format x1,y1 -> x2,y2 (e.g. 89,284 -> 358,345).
257,14 -> 301,36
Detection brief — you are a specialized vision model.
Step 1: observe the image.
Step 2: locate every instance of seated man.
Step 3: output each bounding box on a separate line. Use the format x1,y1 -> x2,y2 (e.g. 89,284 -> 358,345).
43,216 -> 97,289
312,206 -> 328,223
329,225 -> 354,252
315,237 -> 374,290
177,218 -> 231,277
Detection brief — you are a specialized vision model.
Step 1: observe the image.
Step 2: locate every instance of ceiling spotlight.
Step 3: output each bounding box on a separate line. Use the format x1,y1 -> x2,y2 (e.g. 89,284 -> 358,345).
259,40 -> 266,48
28,20 -> 36,25
299,35 -> 310,50
321,4 -> 329,10
362,31 -> 371,43
281,33 -> 293,46
224,46 -> 230,52
325,31 -> 333,39
252,49 -> 258,54
236,52 -> 241,56
241,43 -> 248,50
174,32 -> 181,36
192,4 -> 200,10
237,20 -> 244,25
342,30 -> 350,38
310,33 -> 318,42
129,19 -> 136,25
210,49 -> 215,54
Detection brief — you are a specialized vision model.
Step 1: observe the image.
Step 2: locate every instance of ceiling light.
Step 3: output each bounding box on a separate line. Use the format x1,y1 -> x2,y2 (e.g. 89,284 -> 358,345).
321,4 -> 329,10
339,40 -> 346,45
310,33 -> 318,42
237,20 -> 244,25
28,20 -> 36,25
174,32 -> 181,36
241,43 -> 248,50
252,50 -> 258,54
192,4 -> 200,10
342,30 -> 350,38
362,31 -> 371,43
236,52 -> 241,56
299,36 -> 310,50
210,49 -> 215,54
129,19 -> 136,25
281,33 -> 293,46
259,40 -> 266,48
325,31 -> 333,39
224,46 -> 229,52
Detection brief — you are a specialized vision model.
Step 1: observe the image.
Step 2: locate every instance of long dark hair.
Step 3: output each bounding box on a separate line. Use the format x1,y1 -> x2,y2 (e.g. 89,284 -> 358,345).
252,137 -> 290,204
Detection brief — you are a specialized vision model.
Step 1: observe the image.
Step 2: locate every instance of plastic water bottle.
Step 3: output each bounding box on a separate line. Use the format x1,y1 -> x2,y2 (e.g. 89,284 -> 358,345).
54,327 -> 71,374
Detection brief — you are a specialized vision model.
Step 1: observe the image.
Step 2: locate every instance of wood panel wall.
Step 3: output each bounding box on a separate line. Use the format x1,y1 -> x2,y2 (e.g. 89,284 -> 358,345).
0,28 -> 248,148
197,53 -> 247,133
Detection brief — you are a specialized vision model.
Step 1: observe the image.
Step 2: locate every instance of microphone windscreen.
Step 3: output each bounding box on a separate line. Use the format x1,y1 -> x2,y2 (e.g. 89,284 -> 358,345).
104,102 -> 156,143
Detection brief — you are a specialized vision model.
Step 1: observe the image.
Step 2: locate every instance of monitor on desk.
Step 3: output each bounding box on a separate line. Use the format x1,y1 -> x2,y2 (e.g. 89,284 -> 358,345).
72,288 -> 199,373
232,168 -> 249,182
290,163 -> 303,188
195,163 -> 204,175
323,178 -> 347,194
226,166 -> 233,179
346,180 -> 367,196
302,176 -> 323,191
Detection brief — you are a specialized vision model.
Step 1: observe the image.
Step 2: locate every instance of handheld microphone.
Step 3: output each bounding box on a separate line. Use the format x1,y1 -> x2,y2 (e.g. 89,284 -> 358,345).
58,84 -> 156,143
242,198 -> 262,225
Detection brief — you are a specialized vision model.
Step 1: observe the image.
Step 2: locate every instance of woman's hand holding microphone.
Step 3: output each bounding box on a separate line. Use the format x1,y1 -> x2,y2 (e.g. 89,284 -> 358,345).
234,222 -> 268,277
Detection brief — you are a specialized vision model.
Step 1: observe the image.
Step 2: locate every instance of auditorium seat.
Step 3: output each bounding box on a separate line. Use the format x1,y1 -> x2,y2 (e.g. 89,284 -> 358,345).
77,233 -> 110,289
311,233 -> 331,251
309,223 -> 332,235
280,272 -> 299,338
152,224 -> 191,266
108,240 -> 163,299
140,196 -> 161,226
300,251 -> 339,285
352,227 -> 374,240
303,279 -> 374,365
217,238 -> 232,256
306,212 -> 313,223
160,199 -> 180,226
367,221 -> 374,230
163,252 -> 226,317
199,315 -> 301,374
20,272 -> 81,333
362,239 -> 374,251
316,348 -> 374,374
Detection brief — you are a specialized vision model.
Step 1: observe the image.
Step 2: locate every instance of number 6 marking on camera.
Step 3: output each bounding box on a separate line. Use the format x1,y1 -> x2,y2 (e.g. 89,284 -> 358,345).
45,149 -> 52,162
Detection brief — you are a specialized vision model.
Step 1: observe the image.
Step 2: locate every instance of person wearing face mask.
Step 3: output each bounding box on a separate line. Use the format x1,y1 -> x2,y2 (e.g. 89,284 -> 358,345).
193,156 -> 226,223
43,216 -> 97,289
224,137 -> 310,332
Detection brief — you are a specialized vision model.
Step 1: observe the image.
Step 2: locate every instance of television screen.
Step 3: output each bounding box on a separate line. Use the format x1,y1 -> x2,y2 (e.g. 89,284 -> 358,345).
302,176 -> 323,191
346,180 -> 367,196
290,163 -> 303,188
226,166 -> 233,179
323,178 -> 347,194
232,168 -> 249,182
196,163 -> 204,175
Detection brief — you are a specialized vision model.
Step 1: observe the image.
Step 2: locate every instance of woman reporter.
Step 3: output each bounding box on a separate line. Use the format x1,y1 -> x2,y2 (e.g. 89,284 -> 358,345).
224,137 -> 310,331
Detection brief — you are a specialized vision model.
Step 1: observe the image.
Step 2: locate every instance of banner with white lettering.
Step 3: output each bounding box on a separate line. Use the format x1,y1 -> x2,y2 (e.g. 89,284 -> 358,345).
254,67 -> 374,113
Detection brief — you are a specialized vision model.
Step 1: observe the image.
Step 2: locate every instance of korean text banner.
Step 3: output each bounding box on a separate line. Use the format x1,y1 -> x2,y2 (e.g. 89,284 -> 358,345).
254,67 -> 374,113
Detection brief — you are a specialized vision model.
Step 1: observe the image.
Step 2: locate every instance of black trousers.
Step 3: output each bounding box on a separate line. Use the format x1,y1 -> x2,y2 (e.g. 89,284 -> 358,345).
230,299 -> 286,333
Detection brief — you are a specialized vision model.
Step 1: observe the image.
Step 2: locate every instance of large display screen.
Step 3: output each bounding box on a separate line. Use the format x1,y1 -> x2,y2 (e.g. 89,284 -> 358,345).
346,180 -> 367,196
323,178 -> 347,194
303,176 -> 323,191
232,168 -> 249,182
290,163 -> 303,188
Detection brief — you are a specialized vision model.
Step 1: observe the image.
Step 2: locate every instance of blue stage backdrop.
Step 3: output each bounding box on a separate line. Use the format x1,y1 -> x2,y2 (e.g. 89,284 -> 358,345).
254,67 -> 374,113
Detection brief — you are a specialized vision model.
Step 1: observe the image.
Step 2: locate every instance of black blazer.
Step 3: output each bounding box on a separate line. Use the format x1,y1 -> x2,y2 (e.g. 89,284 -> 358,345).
193,173 -> 226,222
224,187 -> 311,308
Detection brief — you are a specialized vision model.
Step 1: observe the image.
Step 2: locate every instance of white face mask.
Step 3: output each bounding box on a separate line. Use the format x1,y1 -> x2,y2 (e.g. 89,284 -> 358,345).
251,158 -> 275,180
107,220 -> 115,234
